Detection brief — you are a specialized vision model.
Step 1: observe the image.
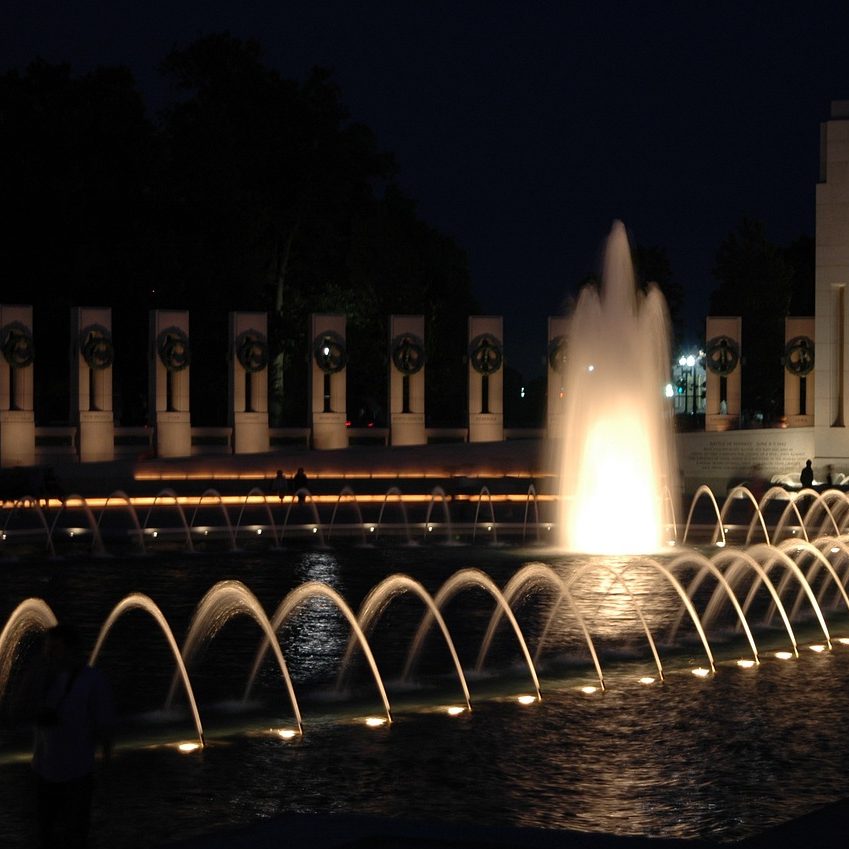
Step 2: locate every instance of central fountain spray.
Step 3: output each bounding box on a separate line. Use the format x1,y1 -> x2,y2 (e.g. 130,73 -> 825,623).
558,221 -> 678,553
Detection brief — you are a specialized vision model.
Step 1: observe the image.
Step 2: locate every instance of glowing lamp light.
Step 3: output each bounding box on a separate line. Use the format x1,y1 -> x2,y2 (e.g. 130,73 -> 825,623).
256,528 -> 262,535
68,531 -> 75,538
152,530 -> 158,538
177,742 -> 201,754
580,685 -> 598,695
775,651 -> 794,661
427,525 -> 434,533
691,667 -> 710,678
638,676 -> 656,685
1,534 -> 6,541
486,525 -> 492,532
665,383 -> 674,398
312,527 -> 318,534
736,659 -> 756,669
831,547 -> 841,554
275,728 -> 297,740
322,346 -> 330,357
810,644 -> 826,653
587,364 -> 595,372
365,717 -> 387,727
516,695 -> 536,705
369,526 -> 375,533
446,706 -> 465,716
667,539 -> 676,547
838,637 -> 849,646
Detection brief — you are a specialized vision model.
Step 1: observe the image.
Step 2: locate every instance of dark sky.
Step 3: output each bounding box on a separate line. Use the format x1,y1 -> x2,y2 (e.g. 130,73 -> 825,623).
6,2 -> 849,379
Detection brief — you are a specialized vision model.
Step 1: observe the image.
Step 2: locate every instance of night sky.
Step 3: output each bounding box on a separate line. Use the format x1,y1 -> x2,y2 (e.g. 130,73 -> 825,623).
6,2 -> 849,379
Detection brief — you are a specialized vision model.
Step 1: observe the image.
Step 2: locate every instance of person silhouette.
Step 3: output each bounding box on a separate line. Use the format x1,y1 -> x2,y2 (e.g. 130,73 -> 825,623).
31,623 -> 114,849
272,469 -> 287,501
292,467 -> 308,504
800,459 -> 814,489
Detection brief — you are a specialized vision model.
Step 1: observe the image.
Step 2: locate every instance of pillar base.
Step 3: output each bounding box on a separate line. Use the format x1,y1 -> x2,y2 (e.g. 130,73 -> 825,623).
155,411 -> 191,458
0,410 -> 35,466
390,413 -> 425,446
312,412 -> 348,450
78,411 -> 114,462
469,413 -> 503,443
705,414 -> 738,433
234,411 -> 269,454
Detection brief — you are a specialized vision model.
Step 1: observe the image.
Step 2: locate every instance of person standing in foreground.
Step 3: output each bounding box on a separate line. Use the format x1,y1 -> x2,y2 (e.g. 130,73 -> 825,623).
32,623 -> 114,849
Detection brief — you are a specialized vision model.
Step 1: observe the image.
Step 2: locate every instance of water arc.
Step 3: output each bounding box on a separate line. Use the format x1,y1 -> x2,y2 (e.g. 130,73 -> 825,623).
0,598 -> 58,701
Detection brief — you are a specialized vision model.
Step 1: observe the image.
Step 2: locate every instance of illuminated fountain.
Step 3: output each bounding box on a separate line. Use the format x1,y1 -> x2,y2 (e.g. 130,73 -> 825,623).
558,221 -> 677,553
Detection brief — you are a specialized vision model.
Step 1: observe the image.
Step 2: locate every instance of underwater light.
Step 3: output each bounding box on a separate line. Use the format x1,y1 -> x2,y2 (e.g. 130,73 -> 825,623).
446,706 -> 465,716
775,651 -> 794,661
736,659 -> 756,669
580,686 -> 598,695
274,728 -> 297,739
810,644 -> 826,653
838,638 -> 849,645
715,541 -> 726,548
517,695 -> 536,705
177,742 -> 201,754
365,716 -> 387,727
638,676 -> 656,685
691,667 -> 710,678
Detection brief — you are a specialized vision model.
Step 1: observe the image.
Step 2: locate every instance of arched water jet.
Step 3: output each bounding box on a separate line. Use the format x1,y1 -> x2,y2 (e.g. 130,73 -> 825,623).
90,593 -> 205,748
142,489 -> 194,552
234,488 -> 279,548
691,550 -> 798,656
742,544 -> 832,648
48,494 -> 105,555
475,562 -> 608,689
715,487 -> 769,547
281,490 -> 325,547
336,574 -> 471,711
744,487 -> 802,546
243,582 -> 392,724
189,489 -> 236,551
522,484 -> 541,544
682,485 -> 725,548
471,486 -> 498,545
402,568 -> 541,700
769,494 -> 810,546
423,487 -> 453,543
530,561 -> 665,680
795,489 -> 841,540
2,496 -> 55,557
327,486 -> 366,545
774,539 -> 849,625
95,491 -> 145,553
0,598 -> 57,701
375,487 -> 412,545
812,535 -> 849,608
171,581 -> 302,733
649,551 -> 759,663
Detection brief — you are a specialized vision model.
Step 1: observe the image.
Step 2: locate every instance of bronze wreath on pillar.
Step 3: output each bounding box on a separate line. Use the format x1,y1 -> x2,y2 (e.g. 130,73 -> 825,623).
235,329 -> 269,373
705,335 -> 739,376
1,322 -> 34,369
391,333 -> 426,375
783,336 -> 814,376
313,331 -> 347,374
469,333 -> 503,375
80,324 -> 114,370
547,335 -> 567,374
157,327 -> 191,372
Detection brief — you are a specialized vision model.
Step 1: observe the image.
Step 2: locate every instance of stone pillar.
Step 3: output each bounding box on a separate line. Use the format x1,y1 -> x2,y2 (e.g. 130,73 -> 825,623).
705,316 -> 742,432
468,316 -> 504,443
310,314 -> 348,450
0,305 -> 35,467
815,101 -> 849,461
229,312 -> 269,454
784,317 -> 815,427
71,308 -> 114,462
389,315 -> 426,446
150,310 -> 191,458
547,317 -> 568,438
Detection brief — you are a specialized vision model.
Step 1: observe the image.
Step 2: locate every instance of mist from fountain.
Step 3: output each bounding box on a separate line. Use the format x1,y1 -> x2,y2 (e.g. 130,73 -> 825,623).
557,221 -> 677,554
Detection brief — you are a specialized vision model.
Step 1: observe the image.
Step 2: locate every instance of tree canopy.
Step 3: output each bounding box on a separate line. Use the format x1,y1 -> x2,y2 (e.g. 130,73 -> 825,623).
1,35 -> 478,426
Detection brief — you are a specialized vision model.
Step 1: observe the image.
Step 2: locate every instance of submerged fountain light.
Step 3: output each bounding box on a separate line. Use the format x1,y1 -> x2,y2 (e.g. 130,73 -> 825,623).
580,685 -> 599,695
365,716 -> 387,727
691,667 -> 710,678
516,695 -> 536,705
736,659 -> 756,669
838,638 -> 849,646
638,676 -> 656,685
446,706 -> 465,716
177,741 -> 201,754
810,644 -> 826,653
775,651 -> 794,661
274,728 -> 298,739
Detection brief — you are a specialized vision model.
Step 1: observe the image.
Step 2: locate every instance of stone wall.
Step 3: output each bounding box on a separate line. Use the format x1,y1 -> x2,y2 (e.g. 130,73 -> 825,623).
677,428 -> 814,494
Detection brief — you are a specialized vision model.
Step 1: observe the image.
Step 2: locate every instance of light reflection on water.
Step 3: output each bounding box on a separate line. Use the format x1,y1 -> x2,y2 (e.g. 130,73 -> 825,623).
1,546 -> 848,847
